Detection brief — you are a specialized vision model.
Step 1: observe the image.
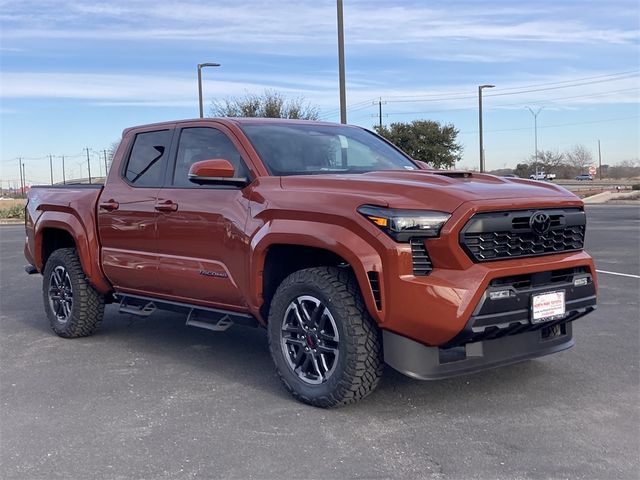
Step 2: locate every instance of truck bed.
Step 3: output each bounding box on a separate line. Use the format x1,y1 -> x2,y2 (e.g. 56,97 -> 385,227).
24,183 -> 104,277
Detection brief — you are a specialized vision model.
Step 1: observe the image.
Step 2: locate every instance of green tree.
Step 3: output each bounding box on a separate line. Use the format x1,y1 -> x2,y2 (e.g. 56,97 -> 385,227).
374,120 -> 462,169
210,90 -> 319,120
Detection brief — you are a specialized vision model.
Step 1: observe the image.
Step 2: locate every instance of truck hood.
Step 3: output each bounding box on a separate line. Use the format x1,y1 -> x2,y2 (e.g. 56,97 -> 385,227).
279,170 -> 578,213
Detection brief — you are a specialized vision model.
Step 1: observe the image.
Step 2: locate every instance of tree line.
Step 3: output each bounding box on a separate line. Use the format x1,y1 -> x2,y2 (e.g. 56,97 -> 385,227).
511,147 -> 640,179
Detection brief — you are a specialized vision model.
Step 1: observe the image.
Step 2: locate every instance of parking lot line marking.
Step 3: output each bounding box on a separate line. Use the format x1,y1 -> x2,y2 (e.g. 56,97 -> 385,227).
596,269 -> 640,279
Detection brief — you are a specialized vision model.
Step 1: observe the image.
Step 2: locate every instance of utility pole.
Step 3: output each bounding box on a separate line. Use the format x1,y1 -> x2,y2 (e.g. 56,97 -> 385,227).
598,140 -> 602,180
21,163 -> 26,197
18,158 -> 24,197
478,84 -> 494,172
336,0 -> 347,124
49,154 -> 54,185
61,155 -> 66,185
377,97 -> 386,128
371,97 -> 387,128
103,149 -> 109,177
85,147 -> 92,184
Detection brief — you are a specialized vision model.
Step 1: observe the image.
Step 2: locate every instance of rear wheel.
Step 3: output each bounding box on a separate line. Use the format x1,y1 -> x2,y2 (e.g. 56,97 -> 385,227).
268,267 -> 383,407
42,248 -> 105,338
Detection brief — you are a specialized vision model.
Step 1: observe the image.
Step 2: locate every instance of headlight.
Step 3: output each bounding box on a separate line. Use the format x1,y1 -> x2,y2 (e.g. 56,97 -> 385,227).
358,205 -> 451,242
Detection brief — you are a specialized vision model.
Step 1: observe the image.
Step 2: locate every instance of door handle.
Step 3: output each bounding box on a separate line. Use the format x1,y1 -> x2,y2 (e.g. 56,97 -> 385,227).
155,200 -> 178,212
99,200 -> 119,211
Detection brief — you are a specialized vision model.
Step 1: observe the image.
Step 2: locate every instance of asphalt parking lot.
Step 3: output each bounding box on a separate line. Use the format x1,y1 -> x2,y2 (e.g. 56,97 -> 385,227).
1,205 -> 638,480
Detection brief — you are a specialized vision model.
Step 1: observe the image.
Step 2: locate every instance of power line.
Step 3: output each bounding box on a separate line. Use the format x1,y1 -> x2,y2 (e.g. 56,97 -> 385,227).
382,87 -> 638,117
459,114 -> 640,135
383,72 -> 638,104
382,70 -> 639,101
486,73 -> 639,97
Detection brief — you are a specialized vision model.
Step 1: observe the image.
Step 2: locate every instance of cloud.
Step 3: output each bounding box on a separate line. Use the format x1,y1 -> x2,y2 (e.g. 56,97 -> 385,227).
1,0 -> 637,60
2,70 -> 637,118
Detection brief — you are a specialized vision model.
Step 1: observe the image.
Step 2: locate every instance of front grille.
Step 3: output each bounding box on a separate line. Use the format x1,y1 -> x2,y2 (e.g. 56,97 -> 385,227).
410,238 -> 433,276
460,208 -> 586,262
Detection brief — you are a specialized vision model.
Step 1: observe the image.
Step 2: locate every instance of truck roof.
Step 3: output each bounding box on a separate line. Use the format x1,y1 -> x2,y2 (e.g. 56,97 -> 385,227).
122,117 -> 349,137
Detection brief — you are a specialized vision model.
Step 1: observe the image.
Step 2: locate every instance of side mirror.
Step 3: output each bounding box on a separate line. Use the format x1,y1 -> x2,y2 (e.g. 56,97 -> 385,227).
188,159 -> 248,186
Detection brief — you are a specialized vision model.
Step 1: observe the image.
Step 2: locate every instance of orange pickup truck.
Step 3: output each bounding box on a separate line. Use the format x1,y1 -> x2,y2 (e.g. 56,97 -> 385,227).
24,118 -> 597,407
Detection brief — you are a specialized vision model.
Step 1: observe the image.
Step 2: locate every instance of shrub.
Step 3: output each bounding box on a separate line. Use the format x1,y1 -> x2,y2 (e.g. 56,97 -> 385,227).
632,184 -> 640,191
0,204 -> 25,219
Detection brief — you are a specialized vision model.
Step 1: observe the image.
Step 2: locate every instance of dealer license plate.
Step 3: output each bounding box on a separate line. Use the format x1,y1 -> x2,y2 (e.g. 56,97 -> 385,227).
531,290 -> 566,324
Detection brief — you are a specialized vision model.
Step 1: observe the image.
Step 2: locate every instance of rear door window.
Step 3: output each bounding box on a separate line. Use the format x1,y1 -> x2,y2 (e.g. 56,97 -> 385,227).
124,130 -> 173,187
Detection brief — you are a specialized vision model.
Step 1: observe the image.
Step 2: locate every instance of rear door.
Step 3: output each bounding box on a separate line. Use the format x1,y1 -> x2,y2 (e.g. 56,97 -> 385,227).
97,127 -> 174,294
153,124 -> 253,309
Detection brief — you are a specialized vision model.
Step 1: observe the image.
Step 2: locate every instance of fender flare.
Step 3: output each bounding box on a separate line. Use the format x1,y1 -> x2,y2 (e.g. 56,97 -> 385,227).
34,211 -> 112,294
248,219 -> 385,323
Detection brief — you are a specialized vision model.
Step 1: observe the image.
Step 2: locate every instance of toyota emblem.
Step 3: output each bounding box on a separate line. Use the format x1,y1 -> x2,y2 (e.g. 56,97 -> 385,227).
529,211 -> 551,235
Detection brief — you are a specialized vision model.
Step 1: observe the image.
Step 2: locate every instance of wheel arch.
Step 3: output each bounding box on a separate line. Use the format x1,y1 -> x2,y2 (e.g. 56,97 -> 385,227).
249,221 -> 385,324
34,212 -> 111,293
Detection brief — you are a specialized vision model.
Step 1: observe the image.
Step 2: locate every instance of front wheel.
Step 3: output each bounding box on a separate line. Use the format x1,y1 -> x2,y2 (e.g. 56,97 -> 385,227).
42,248 -> 105,338
267,267 -> 383,407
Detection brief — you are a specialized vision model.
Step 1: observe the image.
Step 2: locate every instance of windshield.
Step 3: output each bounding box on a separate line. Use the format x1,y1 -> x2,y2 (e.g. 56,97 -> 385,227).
240,123 -> 417,176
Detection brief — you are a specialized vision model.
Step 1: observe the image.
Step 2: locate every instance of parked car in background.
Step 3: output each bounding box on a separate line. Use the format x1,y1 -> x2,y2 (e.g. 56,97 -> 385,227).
575,174 -> 593,181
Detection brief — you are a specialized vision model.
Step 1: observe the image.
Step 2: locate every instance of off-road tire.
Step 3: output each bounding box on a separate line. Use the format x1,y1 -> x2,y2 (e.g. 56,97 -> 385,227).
268,266 -> 383,407
42,248 -> 105,338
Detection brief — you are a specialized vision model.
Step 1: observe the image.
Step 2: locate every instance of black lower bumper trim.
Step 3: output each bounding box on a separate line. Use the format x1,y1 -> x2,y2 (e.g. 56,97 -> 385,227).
383,323 -> 574,381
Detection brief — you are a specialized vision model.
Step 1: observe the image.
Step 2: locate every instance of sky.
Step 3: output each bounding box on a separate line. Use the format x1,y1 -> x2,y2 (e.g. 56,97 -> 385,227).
0,0 -> 639,186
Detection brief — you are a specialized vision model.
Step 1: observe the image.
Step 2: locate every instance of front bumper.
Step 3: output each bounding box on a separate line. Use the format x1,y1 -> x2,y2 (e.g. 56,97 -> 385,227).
383,320 -> 584,380
380,250 -> 597,347
381,262 -> 597,379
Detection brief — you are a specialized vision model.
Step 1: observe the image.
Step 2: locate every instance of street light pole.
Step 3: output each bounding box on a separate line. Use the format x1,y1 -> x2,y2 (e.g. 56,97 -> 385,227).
478,84 -> 494,172
336,0 -> 347,124
525,106 -> 544,174
197,63 -> 221,118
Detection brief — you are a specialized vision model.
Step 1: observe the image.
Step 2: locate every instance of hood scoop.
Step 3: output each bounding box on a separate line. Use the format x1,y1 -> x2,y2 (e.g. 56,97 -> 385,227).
432,171 -> 473,179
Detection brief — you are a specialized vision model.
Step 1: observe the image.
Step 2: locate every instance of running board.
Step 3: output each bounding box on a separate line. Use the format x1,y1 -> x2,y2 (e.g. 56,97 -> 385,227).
119,297 -> 156,316
115,293 -> 258,330
185,310 -> 234,332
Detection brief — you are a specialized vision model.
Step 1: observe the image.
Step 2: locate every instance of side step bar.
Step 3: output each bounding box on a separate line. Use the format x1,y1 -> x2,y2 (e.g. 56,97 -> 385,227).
116,293 -> 258,331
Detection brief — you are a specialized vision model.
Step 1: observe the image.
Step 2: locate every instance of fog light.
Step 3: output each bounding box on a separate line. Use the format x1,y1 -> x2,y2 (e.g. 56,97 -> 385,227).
574,277 -> 589,287
489,290 -> 511,300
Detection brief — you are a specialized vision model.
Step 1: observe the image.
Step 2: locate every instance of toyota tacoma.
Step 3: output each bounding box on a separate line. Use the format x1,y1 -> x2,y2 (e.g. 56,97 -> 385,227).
24,118 -> 597,407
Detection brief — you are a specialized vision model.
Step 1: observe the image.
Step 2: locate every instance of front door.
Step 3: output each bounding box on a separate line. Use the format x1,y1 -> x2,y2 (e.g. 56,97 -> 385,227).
154,125 -> 253,309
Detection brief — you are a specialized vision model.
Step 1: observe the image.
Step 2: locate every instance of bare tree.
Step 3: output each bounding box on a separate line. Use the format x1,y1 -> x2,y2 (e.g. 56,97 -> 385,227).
565,145 -> 594,174
210,90 -> 319,120
526,149 -> 564,172
607,159 -> 640,179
